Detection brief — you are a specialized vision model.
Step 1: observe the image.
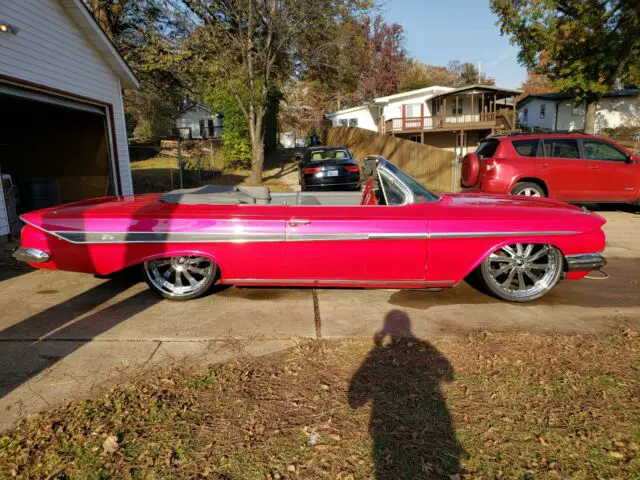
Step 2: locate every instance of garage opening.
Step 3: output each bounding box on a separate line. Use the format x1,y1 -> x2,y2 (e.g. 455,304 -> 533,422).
0,84 -> 115,231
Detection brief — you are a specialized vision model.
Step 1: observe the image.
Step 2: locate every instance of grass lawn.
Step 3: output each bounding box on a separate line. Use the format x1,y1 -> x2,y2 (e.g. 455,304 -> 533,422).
1,329 -> 638,479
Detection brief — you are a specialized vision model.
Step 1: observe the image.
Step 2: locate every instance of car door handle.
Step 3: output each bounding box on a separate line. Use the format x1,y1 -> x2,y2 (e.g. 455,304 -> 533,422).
289,219 -> 311,227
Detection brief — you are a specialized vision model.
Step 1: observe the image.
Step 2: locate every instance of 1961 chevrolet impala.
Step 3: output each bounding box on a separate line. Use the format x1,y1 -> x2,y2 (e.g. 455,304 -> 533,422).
14,156 -> 606,302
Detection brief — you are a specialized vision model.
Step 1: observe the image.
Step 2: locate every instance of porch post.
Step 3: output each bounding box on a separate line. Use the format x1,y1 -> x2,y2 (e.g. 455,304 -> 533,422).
512,96 -> 517,130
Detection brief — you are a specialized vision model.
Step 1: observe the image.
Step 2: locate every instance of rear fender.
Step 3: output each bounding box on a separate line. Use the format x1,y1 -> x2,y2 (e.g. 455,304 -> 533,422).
457,237 -> 566,283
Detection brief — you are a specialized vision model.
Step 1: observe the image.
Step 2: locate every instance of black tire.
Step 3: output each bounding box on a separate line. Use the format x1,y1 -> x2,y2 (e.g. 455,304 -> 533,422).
472,243 -> 563,302
143,256 -> 218,301
511,182 -> 546,197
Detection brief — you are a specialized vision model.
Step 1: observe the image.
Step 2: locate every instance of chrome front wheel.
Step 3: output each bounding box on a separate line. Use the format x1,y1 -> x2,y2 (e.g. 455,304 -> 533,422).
478,243 -> 563,302
144,255 -> 217,300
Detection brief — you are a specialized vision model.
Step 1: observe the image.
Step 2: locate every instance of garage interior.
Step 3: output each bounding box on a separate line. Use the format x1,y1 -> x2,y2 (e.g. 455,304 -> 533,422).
0,84 -> 114,233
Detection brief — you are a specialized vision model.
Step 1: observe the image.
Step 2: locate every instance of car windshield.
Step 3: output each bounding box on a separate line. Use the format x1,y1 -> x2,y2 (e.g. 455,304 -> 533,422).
307,149 -> 350,161
382,162 -> 440,203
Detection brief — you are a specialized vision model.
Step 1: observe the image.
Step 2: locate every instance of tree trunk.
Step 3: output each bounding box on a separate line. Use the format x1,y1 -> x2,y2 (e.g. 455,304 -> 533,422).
248,110 -> 265,185
584,100 -> 597,134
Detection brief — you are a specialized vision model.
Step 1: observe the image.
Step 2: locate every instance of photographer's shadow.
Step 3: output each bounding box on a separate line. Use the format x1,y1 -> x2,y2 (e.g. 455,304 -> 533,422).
349,310 -> 463,479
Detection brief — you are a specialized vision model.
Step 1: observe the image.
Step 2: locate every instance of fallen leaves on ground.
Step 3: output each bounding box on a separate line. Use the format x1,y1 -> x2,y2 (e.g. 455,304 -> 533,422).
0,332 -> 638,479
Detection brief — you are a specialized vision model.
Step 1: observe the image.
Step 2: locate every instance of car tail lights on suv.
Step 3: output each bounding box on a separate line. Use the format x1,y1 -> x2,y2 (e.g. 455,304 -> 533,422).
461,133 -> 640,204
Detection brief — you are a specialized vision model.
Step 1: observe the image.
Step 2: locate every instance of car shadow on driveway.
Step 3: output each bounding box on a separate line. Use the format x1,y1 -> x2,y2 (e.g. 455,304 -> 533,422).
387,257 -> 639,310
0,269 -> 161,401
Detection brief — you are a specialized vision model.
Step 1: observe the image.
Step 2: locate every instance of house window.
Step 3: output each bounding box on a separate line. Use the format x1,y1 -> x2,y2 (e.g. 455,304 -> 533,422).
523,108 -> 528,122
451,99 -> 463,115
572,101 -> 585,116
348,118 -> 358,127
338,119 -> 348,127
405,104 -> 421,118
409,135 -> 421,143
540,104 -> 546,119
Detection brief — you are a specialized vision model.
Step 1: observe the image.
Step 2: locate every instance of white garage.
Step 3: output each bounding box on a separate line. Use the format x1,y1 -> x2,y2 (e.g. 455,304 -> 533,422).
0,0 -> 138,238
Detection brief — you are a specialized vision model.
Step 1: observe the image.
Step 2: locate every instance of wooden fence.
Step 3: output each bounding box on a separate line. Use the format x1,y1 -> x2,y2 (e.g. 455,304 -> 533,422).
326,127 -> 458,192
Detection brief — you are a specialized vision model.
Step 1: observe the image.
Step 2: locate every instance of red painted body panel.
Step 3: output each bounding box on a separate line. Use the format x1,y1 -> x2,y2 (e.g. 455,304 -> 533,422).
19,188 -> 606,290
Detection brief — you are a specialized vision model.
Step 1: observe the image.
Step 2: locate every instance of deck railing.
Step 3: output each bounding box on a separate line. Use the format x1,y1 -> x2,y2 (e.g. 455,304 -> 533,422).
384,111 -> 497,133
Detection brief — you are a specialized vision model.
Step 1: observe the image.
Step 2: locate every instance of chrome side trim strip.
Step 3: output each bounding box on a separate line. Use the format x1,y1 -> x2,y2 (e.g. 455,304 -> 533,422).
287,233 -> 369,242
54,231 -> 285,244
430,230 -> 579,239
566,253 -> 606,272
224,278 -> 455,285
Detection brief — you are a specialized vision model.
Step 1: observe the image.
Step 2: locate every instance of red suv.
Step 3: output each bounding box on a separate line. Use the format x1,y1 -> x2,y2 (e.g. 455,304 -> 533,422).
461,133 -> 640,204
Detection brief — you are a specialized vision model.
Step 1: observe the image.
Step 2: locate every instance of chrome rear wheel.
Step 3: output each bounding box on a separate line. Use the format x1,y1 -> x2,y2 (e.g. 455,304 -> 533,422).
479,243 -> 563,302
144,256 -> 217,300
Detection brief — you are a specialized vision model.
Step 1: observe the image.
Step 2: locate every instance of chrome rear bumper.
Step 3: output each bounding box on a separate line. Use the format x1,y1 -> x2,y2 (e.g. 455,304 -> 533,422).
13,247 -> 51,263
566,253 -> 606,272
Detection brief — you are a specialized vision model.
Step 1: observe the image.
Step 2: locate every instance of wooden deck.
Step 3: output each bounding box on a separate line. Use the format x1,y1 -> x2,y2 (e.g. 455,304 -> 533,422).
384,112 -> 511,134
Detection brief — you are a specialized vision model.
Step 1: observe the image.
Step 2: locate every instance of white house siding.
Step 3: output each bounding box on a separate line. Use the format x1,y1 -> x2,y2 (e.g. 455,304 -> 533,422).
595,96 -> 640,132
175,107 -> 220,139
517,99 -> 556,130
556,100 -> 585,132
330,106 -> 379,131
0,0 -> 133,197
382,90 -> 443,120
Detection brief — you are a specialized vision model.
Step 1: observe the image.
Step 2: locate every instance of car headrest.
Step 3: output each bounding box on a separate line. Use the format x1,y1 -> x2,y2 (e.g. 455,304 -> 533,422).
362,157 -> 378,179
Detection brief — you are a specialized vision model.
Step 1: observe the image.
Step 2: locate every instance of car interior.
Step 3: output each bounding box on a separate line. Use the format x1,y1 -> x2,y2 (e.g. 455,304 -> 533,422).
159,158 -> 400,207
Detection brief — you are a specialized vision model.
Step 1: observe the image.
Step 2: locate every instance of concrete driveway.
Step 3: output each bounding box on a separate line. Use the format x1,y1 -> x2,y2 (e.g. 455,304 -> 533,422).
0,209 -> 638,430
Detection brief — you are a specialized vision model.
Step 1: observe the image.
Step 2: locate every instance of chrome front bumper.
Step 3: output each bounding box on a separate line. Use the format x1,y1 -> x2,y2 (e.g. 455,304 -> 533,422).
566,253 -> 606,272
13,247 -> 51,263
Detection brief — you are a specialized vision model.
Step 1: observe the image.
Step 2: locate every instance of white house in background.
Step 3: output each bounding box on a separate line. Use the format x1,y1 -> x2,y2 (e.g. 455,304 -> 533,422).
175,101 -> 223,140
517,89 -> 640,133
326,84 -> 521,157
0,0 -> 139,239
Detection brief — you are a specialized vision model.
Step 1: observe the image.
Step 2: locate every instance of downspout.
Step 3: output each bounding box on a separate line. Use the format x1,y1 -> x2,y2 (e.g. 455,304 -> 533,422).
554,101 -> 559,131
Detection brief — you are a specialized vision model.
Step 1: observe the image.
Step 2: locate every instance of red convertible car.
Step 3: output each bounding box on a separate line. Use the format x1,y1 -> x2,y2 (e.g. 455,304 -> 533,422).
14,157 -> 606,303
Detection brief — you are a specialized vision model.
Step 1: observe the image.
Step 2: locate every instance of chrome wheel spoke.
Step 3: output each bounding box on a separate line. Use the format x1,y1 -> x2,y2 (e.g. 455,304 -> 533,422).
502,268 -> 517,288
502,245 -> 517,258
183,270 -> 198,287
163,268 -> 173,279
491,264 -> 513,277
187,265 -> 208,275
528,246 -> 549,263
523,244 -> 534,258
175,271 -> 183,287
529,264 -> 548,270
489,254 -> 513,263
516,243 -> 524,256
516,270 -> 525,290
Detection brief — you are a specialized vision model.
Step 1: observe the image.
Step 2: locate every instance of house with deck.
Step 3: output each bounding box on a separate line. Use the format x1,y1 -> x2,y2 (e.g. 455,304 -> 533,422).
327,84 -> 521,157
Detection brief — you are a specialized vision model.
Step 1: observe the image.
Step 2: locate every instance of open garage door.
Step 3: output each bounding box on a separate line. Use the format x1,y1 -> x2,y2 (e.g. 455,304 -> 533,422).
0,83 -> 115,234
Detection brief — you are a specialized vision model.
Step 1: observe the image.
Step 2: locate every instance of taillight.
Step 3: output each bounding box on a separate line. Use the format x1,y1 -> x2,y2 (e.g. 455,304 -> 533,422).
345,165 -> 359,172
303,167 -> 321,174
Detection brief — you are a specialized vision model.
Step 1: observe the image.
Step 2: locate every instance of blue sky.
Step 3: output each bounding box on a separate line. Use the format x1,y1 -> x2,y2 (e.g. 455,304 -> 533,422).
381,0 -> 527,88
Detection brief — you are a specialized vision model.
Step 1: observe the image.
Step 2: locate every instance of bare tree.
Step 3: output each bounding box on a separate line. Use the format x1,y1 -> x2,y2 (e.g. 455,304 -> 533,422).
182,0 -> 368,183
